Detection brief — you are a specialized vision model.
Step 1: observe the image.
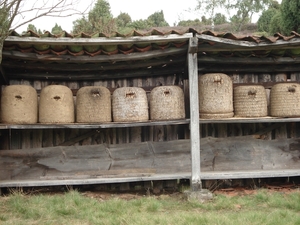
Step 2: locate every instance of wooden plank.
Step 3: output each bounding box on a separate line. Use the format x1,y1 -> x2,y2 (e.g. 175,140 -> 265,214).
3,117 -> 300,131
2,58 -> 184,72
196,33 -> 300,51
198,64 -> 300,73
198,56 -> 300,65
1,137 -> 300,187
188,37 -> 201,191
3,48 -> 187,63
4,34 -> 192,45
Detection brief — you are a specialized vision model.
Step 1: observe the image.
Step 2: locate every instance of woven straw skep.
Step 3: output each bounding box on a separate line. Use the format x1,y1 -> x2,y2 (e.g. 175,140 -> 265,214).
1,85 -> 38,124
112,87 -> 148,122
270,83 -> 300,117
234,85 -> 268,117
150,86 -> 185,120
199,73 -> 234,119
39,85 -> 74,123
76,86 -> 111,123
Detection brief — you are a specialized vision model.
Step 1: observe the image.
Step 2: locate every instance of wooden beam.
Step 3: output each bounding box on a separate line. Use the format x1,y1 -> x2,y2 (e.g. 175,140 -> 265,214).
4,66 -> 185,80
2,47 -> 187,63
2,57 -> 185,72
188,37 -> 202,191
198,64 -> 300,73
197,34 -> 300,52
198,56 -> 300,65
188,36 -> 198,53
4,34 -> 192,46
0,119 -> 190,130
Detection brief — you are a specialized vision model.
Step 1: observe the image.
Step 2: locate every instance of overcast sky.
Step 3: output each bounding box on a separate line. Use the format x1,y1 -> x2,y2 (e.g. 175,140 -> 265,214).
15,0 -> 266,33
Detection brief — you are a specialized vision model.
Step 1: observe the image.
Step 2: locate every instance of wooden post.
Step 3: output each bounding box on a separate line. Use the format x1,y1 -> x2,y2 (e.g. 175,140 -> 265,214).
188,37 -> 202,191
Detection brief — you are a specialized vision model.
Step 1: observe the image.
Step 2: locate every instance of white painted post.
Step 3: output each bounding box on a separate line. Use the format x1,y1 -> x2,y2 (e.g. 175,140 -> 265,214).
188,37 -> 202,191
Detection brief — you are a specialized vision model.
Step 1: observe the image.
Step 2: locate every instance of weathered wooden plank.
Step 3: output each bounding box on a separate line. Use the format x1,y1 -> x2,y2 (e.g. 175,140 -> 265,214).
4,34 -> 192,45
198,56 -> 300,65
197,33 -> 300,51
188,37 -> 201,191
3,48 -> 187,63
1,137 -> 300,186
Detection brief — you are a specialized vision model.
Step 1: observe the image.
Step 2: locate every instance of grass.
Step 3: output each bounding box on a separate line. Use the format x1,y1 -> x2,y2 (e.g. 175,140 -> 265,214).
1,188 -> 300,225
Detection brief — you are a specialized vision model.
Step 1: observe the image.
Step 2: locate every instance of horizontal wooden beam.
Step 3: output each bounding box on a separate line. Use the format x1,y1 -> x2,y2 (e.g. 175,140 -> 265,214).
4,34 -> 193,46
0,119 -> 190,130
197,34 -> 300,51
2,47 -> 187,63
3,66 -> 185,80
199,64 -> 300,73
2,57 -> 185,72
198,56 -> 300,64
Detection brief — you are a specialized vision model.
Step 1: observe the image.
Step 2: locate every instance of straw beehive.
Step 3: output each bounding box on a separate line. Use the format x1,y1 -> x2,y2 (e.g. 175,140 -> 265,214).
150,86 -> 185,120
112,87 -> 148,122
76,86 -> 111,123
234,85 -> 268,117
270,83 -> 300,117
199,73 -> 233,119
39,85 -> 74,123
1,85 -> 38,124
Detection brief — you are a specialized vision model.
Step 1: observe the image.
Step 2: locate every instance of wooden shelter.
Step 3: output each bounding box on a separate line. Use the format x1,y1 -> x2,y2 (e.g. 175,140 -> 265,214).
1,27 -> 300,190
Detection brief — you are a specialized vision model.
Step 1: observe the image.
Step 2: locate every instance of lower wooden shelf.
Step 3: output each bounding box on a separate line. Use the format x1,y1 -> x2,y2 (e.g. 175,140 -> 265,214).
1,137 -> 300,188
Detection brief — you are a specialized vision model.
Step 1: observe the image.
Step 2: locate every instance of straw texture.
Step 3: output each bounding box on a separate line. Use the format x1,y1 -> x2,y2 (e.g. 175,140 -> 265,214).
150,86 -> 185,120
1,85 -> 38,124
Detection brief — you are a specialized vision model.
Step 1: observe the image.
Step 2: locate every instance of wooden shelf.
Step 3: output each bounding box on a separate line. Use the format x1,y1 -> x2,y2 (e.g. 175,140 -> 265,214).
200,116 -> 300,124
1,169 -> 299,188
1,117 -> 300,130
0,119 -> 190,130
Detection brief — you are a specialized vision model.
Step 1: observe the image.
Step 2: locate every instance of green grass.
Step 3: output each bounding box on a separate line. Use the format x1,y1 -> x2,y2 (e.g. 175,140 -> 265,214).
1,188 -> 300,225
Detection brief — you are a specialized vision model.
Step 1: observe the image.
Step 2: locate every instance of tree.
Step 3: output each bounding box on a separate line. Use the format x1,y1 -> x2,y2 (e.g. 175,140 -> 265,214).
27,24 -> 38,33
51,23 -> 63,34
257,8 -> 278,33
177,19 -> 202,27
229,0 -> 272,32
147,11 -> 169,27
213,13 -> 227,25
0,0 -> 85,65
280,0 -> 300,35
269,11 -> 282,34
116,12 -> 132,29
196,0 -> 226,30
72,0 -> 116,34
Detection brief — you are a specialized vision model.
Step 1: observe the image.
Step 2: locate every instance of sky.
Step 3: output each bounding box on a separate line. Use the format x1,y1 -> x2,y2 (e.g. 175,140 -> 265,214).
14,0 -> 265,33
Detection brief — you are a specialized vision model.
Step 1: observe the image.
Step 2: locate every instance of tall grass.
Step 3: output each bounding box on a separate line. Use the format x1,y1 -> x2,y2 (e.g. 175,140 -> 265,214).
1,188 -> 300,225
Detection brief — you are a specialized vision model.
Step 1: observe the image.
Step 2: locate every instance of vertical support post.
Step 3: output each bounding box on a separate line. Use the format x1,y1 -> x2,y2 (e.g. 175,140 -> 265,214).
188,37 -> 202,191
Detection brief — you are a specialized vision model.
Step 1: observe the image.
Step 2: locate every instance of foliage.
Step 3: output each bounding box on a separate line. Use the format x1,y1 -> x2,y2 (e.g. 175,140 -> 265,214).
177,19 -> 202,27
257,8 -> 278,33
116,12 -> 132,29
196,0 -> 226,29
269,11 -> 282,34
280,0 -> 300,35
229,0 -> 272,32
147,10 -> 169,27
127,19 -> 151,30
51,23 -> 63,34
72,0 -> 116,34
26,24 -> 37,33
214,13 -> 227,25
